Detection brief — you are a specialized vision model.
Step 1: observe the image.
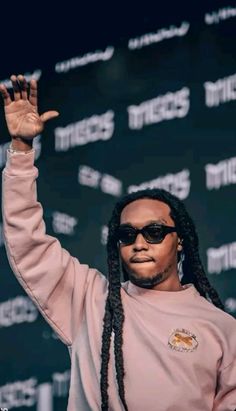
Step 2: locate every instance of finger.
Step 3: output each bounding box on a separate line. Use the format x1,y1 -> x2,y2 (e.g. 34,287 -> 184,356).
10,74 -> 21,101
0,84 -> 12,106
29,79 -> 38,106
40,110 -> 59,123
17,74 -> 28,100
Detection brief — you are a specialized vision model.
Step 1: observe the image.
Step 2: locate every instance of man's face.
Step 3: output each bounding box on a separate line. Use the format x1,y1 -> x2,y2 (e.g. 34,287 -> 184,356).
118,198 -> 183,289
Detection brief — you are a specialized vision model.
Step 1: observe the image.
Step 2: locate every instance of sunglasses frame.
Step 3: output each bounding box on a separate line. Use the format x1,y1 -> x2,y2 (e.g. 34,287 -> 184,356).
116,223 -> 177,245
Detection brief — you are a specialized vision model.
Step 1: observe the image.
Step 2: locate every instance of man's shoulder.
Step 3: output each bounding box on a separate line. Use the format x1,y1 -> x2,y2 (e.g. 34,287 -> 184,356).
196,292 -> 236,328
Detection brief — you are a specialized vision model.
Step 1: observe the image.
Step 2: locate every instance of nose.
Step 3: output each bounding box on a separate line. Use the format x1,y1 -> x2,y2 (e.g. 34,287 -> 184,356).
132,233 -> 149,250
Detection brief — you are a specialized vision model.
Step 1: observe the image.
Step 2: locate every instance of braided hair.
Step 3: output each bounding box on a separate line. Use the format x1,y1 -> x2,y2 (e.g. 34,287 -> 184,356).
100,188 -> 224,410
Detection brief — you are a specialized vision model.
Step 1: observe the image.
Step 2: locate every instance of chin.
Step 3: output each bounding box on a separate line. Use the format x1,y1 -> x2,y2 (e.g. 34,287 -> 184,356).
128,271 -> 165,289
131,269 -> 157,279
122,263 -> 156,280
122,262 -> 173,288
129,264 -> 159,277
126,265 -> 162,279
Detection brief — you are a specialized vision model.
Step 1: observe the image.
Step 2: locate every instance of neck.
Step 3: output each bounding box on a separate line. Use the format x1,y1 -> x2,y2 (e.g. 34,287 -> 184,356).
152,272 -> 183,291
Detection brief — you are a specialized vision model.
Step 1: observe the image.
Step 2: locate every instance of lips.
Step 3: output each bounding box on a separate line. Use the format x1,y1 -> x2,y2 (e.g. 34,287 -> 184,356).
130,257 -> 154,263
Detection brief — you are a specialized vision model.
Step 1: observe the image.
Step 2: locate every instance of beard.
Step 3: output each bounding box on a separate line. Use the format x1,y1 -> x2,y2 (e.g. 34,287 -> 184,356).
123,263 -> 172,289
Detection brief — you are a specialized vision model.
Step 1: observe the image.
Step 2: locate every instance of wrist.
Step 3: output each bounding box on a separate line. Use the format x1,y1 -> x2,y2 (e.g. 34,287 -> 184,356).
11,137 -> 33,152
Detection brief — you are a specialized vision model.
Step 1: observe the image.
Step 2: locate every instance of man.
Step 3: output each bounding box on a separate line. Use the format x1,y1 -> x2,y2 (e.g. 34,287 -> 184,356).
1,75 -> 236,411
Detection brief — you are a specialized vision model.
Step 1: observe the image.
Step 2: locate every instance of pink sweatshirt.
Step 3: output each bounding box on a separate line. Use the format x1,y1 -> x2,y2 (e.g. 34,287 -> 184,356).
2,148 -> 236,411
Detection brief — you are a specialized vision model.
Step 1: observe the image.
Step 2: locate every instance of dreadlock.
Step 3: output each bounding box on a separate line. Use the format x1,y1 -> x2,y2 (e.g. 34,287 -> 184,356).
100,188 -> 225,410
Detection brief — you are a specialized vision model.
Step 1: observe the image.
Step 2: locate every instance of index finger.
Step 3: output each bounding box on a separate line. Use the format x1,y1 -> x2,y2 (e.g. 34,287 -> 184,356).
29,79 -> 38,107
0,84 -> 12,106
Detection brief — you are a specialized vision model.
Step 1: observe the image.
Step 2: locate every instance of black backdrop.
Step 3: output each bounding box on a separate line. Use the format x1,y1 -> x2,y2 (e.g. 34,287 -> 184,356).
0,3 -> 236,410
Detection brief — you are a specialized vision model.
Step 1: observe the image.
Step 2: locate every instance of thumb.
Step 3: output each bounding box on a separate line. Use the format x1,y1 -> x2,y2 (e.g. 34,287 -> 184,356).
40,110 -> 60,123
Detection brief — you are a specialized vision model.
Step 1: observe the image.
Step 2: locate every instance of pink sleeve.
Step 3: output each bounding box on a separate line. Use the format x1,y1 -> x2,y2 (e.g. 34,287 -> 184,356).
213,360 -> 236,411
1,149 -> 107,346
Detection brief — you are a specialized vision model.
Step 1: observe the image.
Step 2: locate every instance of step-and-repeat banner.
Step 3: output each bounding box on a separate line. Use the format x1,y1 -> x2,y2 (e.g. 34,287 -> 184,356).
0,4 -> 236,410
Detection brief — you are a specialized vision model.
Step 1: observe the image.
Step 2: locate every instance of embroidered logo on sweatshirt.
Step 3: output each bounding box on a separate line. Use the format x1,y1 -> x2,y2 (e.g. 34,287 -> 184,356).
168,328 -> 198,352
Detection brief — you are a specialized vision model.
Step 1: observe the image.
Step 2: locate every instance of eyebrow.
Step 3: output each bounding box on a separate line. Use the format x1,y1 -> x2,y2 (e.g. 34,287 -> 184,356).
120,218 -> 168,227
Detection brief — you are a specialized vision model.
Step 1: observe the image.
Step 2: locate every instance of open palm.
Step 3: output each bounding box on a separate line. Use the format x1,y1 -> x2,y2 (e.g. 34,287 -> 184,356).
0,74 -> 59,139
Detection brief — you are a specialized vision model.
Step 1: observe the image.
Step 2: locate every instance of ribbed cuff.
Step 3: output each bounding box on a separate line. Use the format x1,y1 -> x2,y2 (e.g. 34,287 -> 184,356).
4,148 -> 37,175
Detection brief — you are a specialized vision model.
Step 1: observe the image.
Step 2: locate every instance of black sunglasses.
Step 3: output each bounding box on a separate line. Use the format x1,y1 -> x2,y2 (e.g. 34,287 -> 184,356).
116,223 -> 177,245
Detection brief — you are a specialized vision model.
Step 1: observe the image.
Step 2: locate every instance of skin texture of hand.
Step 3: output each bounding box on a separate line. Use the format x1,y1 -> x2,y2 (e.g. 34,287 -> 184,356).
0,74 -> 59,140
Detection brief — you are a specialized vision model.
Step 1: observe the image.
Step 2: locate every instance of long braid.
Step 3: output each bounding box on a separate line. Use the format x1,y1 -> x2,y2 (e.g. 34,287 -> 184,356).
100,228 -> 128,410
168,197 -> 224,309
110,247 -> 128,411
100,188 -> 225,410
100,297 -> 113,411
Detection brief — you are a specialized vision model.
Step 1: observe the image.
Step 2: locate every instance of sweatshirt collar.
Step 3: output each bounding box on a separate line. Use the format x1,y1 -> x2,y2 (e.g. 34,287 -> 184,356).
126,282 -> 200,301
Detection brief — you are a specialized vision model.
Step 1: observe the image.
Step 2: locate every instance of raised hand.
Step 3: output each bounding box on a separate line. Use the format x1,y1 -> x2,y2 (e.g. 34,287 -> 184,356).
0,74 -> 59,140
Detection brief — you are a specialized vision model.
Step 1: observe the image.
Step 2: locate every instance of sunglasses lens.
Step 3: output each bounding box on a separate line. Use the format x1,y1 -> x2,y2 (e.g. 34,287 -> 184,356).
144,226 -> 164,243
117,228 -> 136,245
